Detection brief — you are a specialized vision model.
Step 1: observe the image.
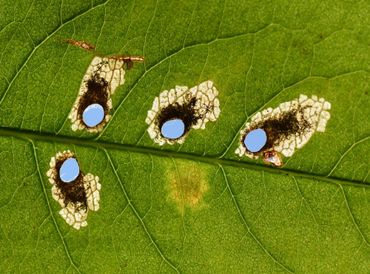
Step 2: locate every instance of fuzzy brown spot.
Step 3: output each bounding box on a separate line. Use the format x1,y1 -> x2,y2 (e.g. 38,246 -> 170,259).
167,161 -> 209,214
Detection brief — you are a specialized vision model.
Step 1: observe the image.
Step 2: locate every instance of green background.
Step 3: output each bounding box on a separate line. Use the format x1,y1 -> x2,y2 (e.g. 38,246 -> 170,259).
0,0 -> 369,273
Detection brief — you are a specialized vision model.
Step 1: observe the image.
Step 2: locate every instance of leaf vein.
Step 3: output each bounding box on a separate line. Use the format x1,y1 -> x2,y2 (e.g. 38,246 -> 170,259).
104,149 -> 180,273
220,165 -> 294,273
219,70 -> 370,158
340,185 -> 370,247
30,140 -> 81,273
0,0 -> 110,107
327,135 -> 370,177
1,127 -> 368,188
95,23 -> 276,140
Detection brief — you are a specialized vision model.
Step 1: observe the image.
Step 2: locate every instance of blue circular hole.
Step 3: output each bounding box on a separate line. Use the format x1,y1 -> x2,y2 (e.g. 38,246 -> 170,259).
243,128 -> 267,153
161,119 -> 185,139
59,158 -> 80,183
82,103 -> 105,127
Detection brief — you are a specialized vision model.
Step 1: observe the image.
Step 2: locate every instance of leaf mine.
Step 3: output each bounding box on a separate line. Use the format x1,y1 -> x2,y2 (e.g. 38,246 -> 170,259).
46,150 -> 101,230
68,56 -> 126,133
68,56 -> 143,134
235,94 -> 331,166
64,38 -> 96,51
65,39 -> 145,133
146,80 -> 221,145
166,161 -> 209,214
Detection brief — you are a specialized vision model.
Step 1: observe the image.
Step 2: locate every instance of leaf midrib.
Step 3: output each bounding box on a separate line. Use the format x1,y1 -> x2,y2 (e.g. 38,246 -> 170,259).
0,126 -> 368,189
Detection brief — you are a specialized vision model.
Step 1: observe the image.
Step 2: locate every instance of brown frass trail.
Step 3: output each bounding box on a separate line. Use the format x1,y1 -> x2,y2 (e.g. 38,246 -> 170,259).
244,107 -> 312,154
54,155 -> 88,210
46,150 -> 102,229
236,94 -> 332,166
156,97 -> 201,139
146,81 -> 221,145
77,73 -> 109,128
69,54 -> 144,133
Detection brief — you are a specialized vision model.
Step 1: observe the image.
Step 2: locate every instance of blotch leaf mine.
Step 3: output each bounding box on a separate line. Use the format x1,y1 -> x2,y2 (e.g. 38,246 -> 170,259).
46,150 -> 101,229
0,1 -> 369,273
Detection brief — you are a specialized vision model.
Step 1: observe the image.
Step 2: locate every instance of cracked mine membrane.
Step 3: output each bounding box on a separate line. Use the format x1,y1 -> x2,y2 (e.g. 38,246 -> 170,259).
235,94 -> 331,165
68,56 -> 126,133
46,150 -> 101,229
146,80 -> 221,145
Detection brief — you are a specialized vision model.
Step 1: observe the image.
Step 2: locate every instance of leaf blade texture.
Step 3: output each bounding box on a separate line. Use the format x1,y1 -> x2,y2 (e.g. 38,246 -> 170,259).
0,0 -> 369,273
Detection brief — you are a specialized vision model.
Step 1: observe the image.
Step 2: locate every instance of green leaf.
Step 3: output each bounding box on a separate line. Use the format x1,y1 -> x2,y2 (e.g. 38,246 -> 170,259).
0,0 -> 369,273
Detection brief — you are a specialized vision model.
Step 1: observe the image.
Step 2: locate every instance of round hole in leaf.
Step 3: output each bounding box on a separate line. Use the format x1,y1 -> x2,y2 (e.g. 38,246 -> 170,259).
161,118 -> 186,139
82,103 -> 105,127
59,158 -> 80,183
243,128 -> 267,153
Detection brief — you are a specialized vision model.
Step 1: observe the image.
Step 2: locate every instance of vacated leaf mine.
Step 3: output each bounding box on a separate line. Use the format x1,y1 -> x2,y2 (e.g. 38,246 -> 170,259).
235,94 -> 331,166
146,80 -> 221,145
68,56 -> 126,133
65,38 -> 144,133
46,150 -> 101,229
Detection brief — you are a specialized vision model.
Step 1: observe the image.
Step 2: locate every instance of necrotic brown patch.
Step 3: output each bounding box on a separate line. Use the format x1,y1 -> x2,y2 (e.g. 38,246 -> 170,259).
54,156 -> 87,210
77,73 -> 109,128
244,107 -> 311,154
156,97 -> 201,139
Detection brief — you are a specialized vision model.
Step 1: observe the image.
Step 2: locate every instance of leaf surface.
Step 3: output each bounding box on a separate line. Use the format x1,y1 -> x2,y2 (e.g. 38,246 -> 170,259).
0,0 -> 369,273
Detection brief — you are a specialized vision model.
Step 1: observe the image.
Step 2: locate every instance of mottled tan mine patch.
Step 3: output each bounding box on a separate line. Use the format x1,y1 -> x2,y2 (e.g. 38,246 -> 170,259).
167,160 -> 209,214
